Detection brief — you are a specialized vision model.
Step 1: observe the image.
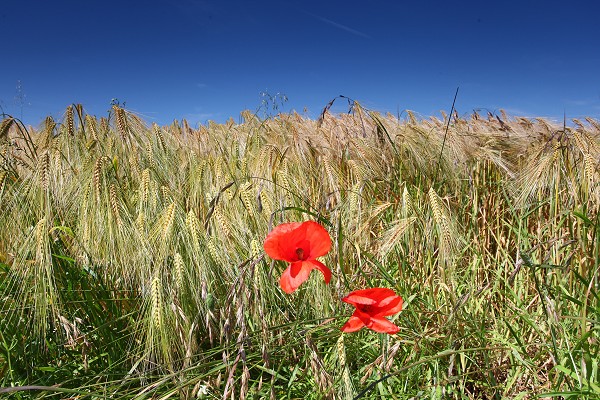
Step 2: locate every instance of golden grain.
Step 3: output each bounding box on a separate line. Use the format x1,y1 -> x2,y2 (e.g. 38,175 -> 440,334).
93,156 -> 105,202
136,212 -> 146,232
153,122 -> 166,150
186,209 -> 202,253
584,152 -> 596,187
109,184 -> 122,227
140,168 -> 150,205
85,114 -> 99,141
39,151 -> 50,190
0,171 -> 7,195
0,117 -> 14,139
65,105 -> 74,136
336,335 -> 354,399
150,276 -> 164,332
113,105 -> 127,140
35,217 -> 47,263
428,187 -> 454,259
146,142 -> 155,170
379,217 -> 417,256
240,181 -> 254,214
250,239 -> 261,259
277,162 -> 293,206
213,206 -> 231,237
206,236 -> 222,266
402,186 -> 414,217
161,202 -> 176,240
260,191 -> 273,218
173,252 -> 184,290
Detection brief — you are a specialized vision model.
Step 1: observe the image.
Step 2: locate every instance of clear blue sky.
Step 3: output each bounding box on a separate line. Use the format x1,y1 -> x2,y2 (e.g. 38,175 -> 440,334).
2,0 -> 599,127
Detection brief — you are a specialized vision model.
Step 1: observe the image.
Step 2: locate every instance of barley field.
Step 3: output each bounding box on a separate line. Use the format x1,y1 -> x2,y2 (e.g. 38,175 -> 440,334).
0,102 -> 599,399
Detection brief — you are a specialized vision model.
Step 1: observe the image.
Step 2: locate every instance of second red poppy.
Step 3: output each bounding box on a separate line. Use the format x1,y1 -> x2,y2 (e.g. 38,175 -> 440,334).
341,287 -> 403,334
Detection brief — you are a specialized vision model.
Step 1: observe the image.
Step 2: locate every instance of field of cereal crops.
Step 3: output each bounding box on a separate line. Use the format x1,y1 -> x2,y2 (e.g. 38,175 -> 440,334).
1,103 -> 599,399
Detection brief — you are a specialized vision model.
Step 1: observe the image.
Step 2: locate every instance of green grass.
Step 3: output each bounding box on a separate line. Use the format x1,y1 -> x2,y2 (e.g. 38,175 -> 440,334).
0,104 -> 599,399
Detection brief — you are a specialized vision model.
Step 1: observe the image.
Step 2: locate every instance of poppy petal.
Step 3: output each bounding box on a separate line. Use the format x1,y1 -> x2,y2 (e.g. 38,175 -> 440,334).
341,315 -> 365,332
263,222 -> 303,261
302,221 -> 332,258
307,259 -> 332,284
289,261 -> 304,278
374,296 -> 403,317
342,292 -> 378,306
279,262 -> 312,294
365,316 -> 400,334
360,288 -> 397,302
378,293 -> 401,308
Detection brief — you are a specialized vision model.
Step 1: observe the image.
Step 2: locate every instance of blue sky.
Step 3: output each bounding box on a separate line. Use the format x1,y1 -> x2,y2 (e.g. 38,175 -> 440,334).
2,0 -> 599,127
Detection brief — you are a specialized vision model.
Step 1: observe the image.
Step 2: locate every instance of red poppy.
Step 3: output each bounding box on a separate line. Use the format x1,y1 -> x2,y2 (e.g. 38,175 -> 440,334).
341,288 -> 403,334
263,221 -> 332,293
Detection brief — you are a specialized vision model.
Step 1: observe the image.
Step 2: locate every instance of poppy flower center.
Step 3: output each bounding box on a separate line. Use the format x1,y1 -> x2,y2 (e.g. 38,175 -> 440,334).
358,304 -> 373,313
295,248 -> 306,260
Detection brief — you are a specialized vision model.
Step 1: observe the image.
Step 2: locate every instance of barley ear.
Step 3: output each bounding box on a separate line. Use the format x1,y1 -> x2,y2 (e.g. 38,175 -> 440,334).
0,171 -> 7,198
39,151 -> 50,190
428,187 -> 455,262
65,104 -> 74,136
173,252 -> 184,291
109,184 -> 122,227
584,153 -> 596,188
336,335 -> 355,399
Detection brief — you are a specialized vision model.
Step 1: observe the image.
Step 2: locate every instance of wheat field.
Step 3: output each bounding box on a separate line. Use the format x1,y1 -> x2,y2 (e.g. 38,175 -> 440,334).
0,102 -> 599,399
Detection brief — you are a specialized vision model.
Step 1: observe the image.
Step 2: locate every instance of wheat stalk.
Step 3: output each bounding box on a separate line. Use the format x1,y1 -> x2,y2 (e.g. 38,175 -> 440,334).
336,335 -> 355,400
39,151 -> 50,190
37,118 -> 54,149
239,181 -> 254,214
99,116 -> 109,135
113,105 -> 128,141
109,183 -> 122,227
149,275 -> 167,359
160,202 -> 176,241
136,212 -> 146,232
153,122 -> 166,150
186,209 -> 202,254
428,187 -> 455,262
140,168 -> 150,206
259,190 -> 273,218
347,159 -> 368,182
160,185 -> 171,202
206,236 -> 223,267
250,238 -> 261,259
85,114 -> 99,141
348,181 -> 361,213
0,117 -> 14,139
32,217 -> 60,341
35,217 -> 47,265
129,152 -> 141,179
402,186 -> 414,217
173,252 -> 184,291
52,148 -> 61,174
584,152 -> 597,189
379,217 -> 417,257
305,335 -> 334,398
277,161 -> 293,206
240,156 -> 248,176
93,156 -> 106,203
146,142 -> 155,170
213,206 -> 231,237
0,171 -> 7,198
65,105 -> 74,136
